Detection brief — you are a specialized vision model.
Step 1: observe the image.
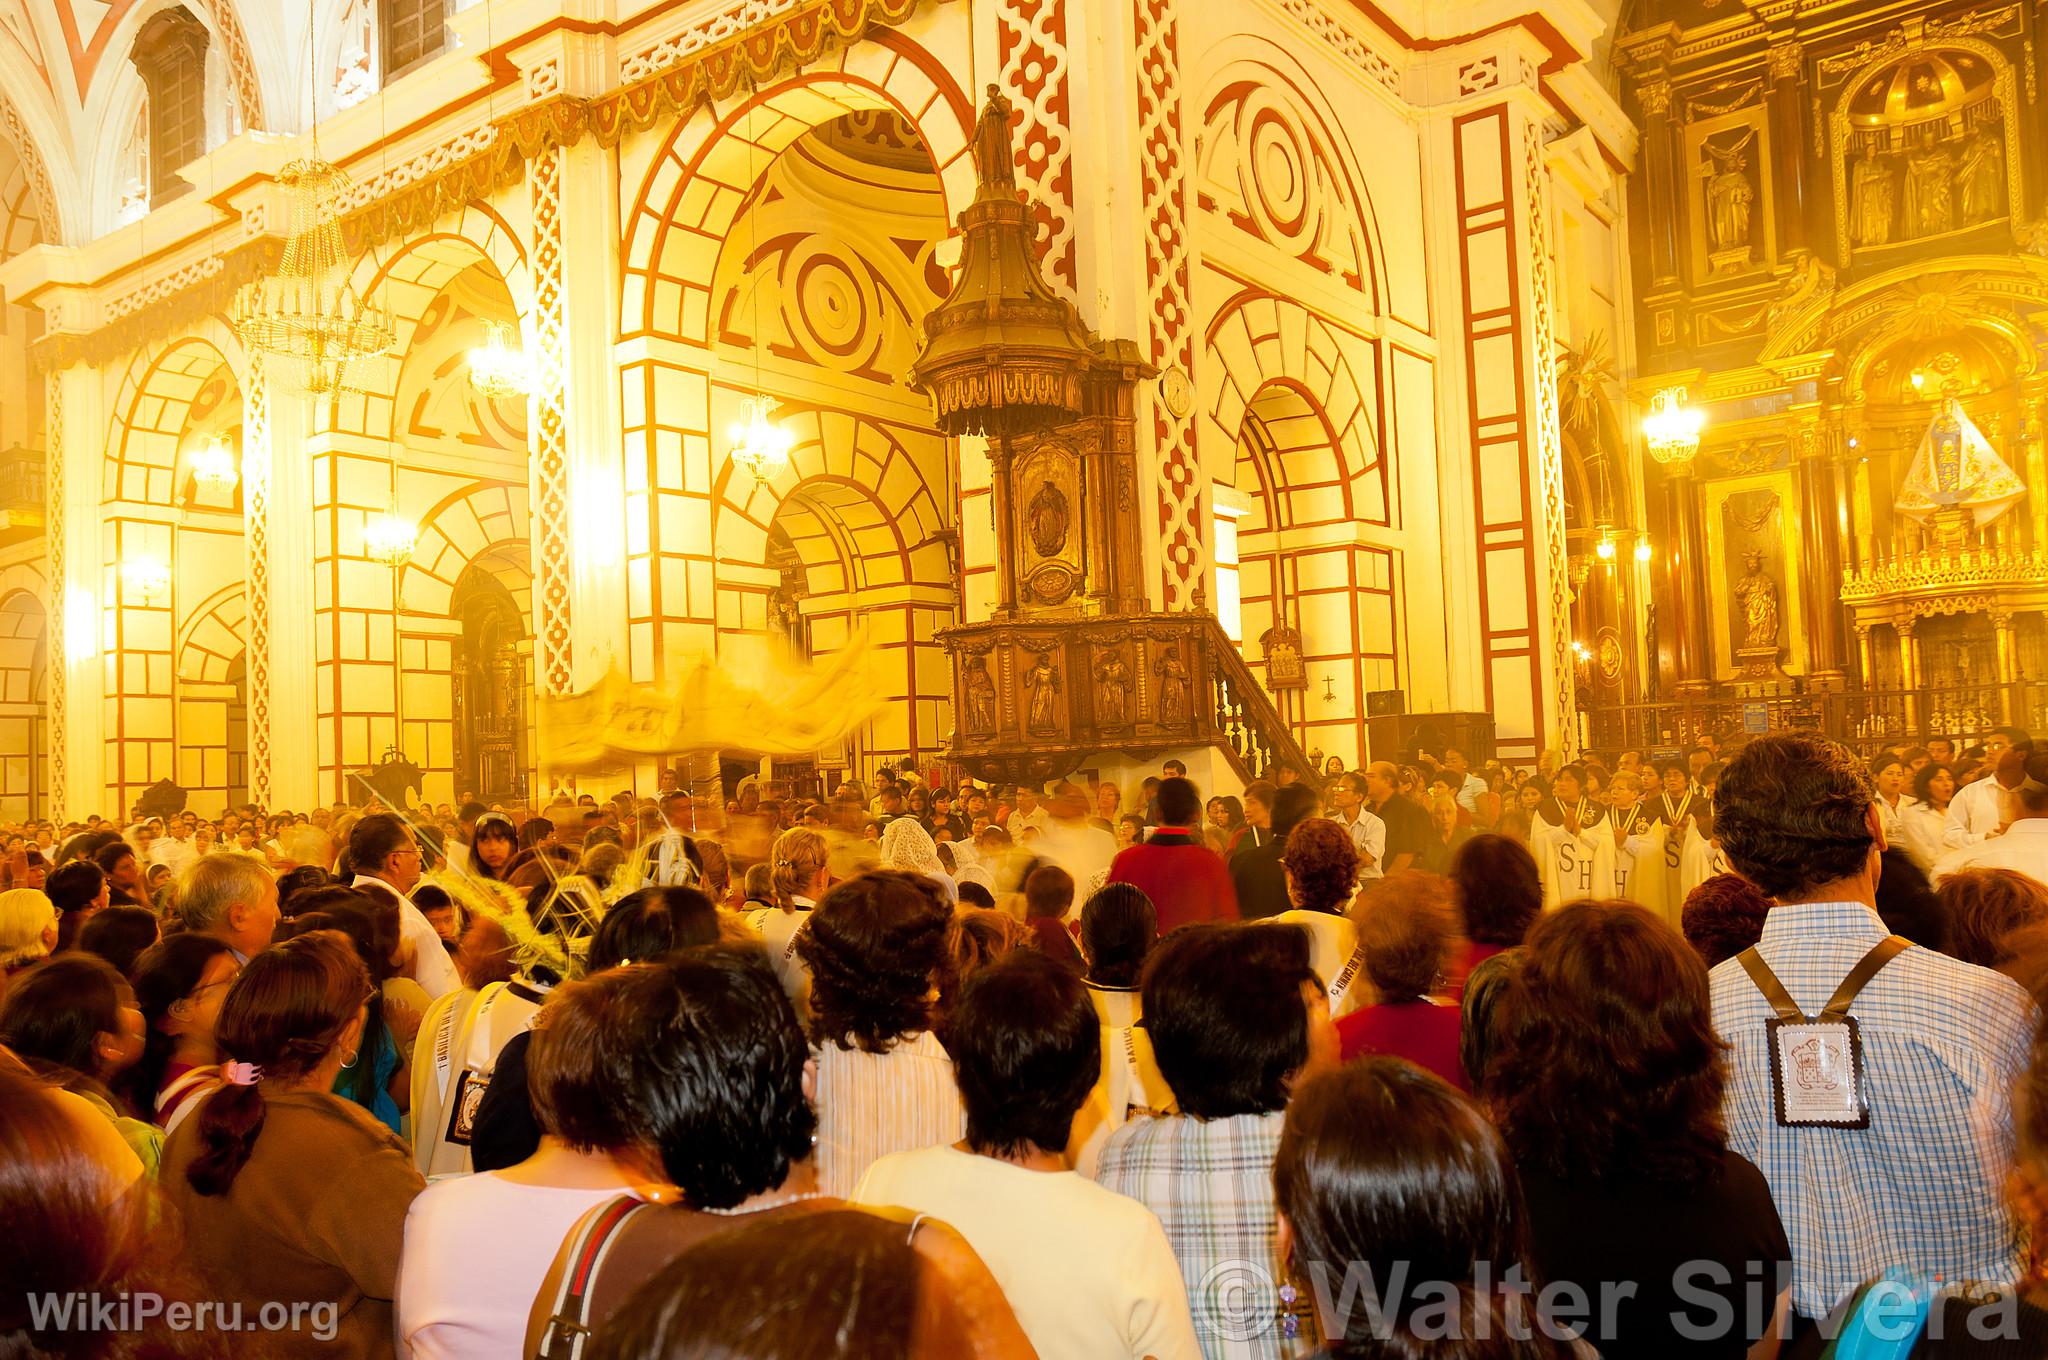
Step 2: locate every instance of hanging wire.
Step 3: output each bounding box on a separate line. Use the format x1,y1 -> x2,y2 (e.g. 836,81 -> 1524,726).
746,77 -> 763,399
307,0 -> 320,153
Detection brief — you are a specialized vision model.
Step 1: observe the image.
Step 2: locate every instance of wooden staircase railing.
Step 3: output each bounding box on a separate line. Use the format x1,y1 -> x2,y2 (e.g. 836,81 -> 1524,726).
1195,616 -> 1314,785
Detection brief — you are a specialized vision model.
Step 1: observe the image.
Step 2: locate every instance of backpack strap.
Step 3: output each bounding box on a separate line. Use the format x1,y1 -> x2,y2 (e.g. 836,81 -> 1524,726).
533,1195 -> 647,1360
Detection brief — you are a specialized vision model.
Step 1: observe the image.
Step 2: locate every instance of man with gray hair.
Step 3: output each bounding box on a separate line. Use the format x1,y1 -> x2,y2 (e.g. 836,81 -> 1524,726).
177,852 -> 280,962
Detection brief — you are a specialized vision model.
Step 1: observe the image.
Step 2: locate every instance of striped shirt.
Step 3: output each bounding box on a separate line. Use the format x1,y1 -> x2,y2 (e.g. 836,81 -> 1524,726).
811,1029 -> 965,1197
1095,1111 -> 1311,1360
1709,901 -> 2033,1320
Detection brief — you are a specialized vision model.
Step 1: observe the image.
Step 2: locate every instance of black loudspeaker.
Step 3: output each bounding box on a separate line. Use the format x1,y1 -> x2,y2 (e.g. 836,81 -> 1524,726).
1365,689 -> 1406,717
1365,711 -> 1496,765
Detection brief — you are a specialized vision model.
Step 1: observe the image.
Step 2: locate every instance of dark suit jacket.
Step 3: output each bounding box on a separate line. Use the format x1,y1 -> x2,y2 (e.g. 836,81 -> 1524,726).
1230,835 -> 1290,921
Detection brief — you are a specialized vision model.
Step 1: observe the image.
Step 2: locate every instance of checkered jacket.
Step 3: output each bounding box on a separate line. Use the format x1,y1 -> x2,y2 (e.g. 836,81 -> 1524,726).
1095,1110 -> 1312,1360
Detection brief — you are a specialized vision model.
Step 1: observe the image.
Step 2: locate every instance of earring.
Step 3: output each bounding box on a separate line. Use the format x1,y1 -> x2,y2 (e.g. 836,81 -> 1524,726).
340,1049 -> 359,1070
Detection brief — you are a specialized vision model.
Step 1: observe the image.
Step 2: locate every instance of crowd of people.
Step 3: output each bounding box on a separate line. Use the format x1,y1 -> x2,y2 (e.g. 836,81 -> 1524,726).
4,723 -> 2048,1358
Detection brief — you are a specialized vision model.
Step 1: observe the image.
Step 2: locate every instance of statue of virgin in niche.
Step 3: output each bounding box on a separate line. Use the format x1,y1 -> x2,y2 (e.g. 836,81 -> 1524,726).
1027,479 -> 1070,559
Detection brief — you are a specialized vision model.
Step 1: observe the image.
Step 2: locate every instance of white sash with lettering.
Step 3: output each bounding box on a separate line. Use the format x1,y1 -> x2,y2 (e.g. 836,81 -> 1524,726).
1622,819 -> 1674,924
1679,825 -> 1729,899
1533,813 -> 1603,910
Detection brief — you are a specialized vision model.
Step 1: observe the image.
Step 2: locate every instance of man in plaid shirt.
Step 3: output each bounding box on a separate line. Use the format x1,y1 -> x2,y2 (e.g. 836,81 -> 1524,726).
1095,922 -> 1340,1360
1709,734 -> 2034,1324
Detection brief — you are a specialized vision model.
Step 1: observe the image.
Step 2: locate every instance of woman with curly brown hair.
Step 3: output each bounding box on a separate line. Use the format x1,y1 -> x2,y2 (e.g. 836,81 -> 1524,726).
1269,817 -> 1366,1015
1939,867 -> 2048,974
1488,901 -> 1789,1357
796,869 -> 964,1196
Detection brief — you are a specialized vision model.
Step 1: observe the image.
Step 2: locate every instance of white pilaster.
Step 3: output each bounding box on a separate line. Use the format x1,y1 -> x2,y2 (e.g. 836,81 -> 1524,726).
556,137 -> 628,689
261,374 -> 320,809
52,364 -> 103,821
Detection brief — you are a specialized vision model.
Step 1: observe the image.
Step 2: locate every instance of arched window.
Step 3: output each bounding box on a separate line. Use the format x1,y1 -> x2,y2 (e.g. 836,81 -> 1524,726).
381,0 -> 447,79
132,6 -> 210,207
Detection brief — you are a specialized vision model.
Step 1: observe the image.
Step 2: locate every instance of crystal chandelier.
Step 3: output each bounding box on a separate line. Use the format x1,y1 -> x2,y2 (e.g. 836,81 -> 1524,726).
233,158 -> 395,395
364,513 -> 417,567
188,434 -> 238,494
467,321 -> 531,400
1642,386 -> 1703,465
729,394 -> 794,484
121,557 -> 171,604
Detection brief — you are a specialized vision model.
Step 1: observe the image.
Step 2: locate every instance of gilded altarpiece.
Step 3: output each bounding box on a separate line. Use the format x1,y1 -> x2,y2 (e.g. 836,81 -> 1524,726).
1618,0 -> 2048,738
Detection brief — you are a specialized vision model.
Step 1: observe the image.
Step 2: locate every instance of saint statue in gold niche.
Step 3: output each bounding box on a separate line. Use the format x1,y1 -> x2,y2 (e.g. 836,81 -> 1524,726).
1851,154 -> 1896,246
1704,134 -> 1756,253
1958,123 -> 2006,225
1902,127 -> 1955,236
1734,550 -> 1781,651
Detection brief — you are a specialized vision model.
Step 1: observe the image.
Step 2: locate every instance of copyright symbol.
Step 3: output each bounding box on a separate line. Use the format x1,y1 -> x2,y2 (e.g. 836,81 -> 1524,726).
1196,1258 -> 1276,1342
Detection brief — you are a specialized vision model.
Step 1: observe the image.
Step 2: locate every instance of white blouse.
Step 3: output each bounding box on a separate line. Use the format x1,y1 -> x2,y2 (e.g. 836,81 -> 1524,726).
1875,793 -> 1920,861
811,1029 -> 965,1198
1898,800 -> 1948,872
396,1172 -> 630,1359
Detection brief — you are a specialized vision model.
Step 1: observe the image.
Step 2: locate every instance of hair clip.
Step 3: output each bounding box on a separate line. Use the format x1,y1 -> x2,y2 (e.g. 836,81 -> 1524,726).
221,1061 -> 263,1086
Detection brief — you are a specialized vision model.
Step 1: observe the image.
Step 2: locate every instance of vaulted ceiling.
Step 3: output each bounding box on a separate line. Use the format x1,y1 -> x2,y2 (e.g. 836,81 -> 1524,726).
2,0 -> 136,103
0,0 -> 295,245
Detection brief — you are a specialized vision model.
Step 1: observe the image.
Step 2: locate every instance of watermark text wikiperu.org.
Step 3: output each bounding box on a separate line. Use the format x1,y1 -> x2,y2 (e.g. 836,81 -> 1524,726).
25,1292 -> 340,1343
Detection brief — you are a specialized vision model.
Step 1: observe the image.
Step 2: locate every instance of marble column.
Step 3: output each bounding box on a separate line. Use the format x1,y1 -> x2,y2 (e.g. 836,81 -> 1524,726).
1765,42 -> 1809,257
1899,620 -> 1923,736
1637,77 -> 1682,285
1797,418 -> 1846,686
1665,465 -> 1712,694
1994,611 -> 2018,722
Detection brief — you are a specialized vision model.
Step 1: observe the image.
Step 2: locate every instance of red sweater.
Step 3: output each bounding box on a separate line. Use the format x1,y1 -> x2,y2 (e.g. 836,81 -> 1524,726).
1107,829 -> 1239,935
1336,999 -> 1467,1091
